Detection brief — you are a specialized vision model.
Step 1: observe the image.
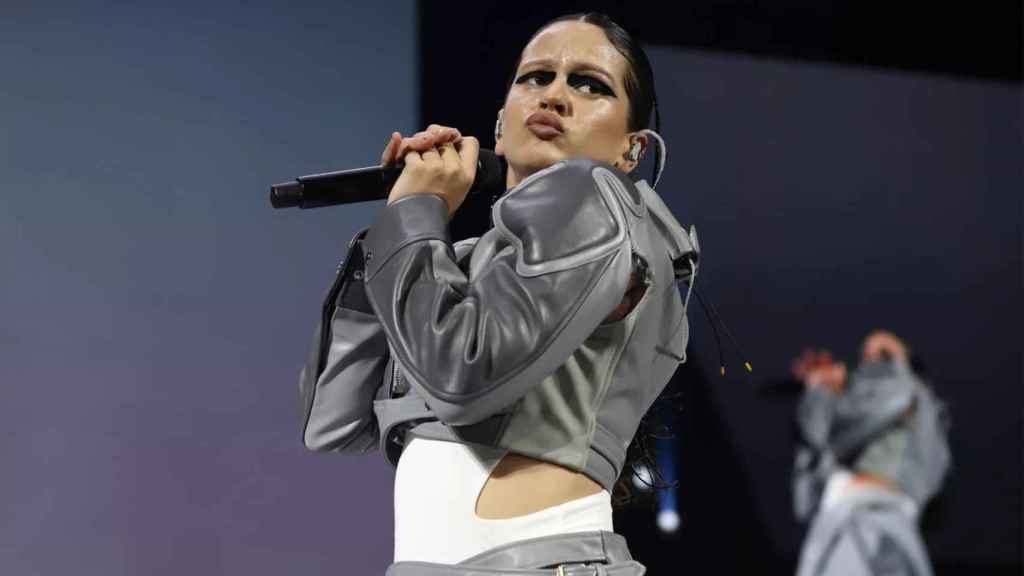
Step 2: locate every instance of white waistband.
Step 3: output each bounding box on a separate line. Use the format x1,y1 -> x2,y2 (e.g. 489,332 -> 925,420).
822,468 -> 919,519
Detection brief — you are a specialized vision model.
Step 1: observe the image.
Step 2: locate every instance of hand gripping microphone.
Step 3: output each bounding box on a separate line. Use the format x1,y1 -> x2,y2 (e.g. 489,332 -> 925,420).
270,149 -> 505,209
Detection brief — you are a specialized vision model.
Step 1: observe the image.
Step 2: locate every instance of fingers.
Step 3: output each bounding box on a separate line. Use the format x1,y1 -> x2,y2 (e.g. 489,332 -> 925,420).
396,132 -> 441,162
393,127 -> 473,184
439,141 -> 461,174
420,146 -> 442,165
401,147 -> 424,168
427,124 -> 462,143
402,139 -> 466,171
388,131 -> 475,216
792,348 -> 840,384
389,125 -> 463,166
456,136 -> 480,176
381,131 -> 402,166
395,134 -> 427,162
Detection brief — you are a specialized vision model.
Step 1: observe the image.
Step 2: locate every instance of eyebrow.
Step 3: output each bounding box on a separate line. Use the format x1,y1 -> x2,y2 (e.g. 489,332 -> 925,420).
518,58 -> 616,85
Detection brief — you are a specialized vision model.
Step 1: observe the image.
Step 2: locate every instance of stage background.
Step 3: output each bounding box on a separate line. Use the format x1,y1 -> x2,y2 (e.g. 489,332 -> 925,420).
1,2 -> 1020,575
1,2 -> 414,573
420,3 -> 1022,574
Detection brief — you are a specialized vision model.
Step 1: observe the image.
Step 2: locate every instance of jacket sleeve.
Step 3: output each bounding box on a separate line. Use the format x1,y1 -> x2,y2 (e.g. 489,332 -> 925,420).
796,385 -> 839,449
793,384 -> 840,520
361,159 -> 634,426
299,228 -> 389,452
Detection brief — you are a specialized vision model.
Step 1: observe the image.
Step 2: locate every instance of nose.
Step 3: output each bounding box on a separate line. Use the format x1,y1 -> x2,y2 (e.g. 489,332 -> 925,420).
539,97 -> 567,115
539,77 -> 571,116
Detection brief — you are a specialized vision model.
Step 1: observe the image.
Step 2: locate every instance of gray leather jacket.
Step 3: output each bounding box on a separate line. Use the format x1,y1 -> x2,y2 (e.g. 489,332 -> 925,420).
793,360 -> 952,520
299,158 -> 697,492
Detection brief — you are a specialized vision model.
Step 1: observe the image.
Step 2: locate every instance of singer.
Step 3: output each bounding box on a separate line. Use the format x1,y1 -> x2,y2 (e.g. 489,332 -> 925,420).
299,13 -> 696,575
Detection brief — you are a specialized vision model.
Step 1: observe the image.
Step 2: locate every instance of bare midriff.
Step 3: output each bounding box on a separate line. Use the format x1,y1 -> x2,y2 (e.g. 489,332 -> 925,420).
851,473 -> 897,492
474,454 -> 605,519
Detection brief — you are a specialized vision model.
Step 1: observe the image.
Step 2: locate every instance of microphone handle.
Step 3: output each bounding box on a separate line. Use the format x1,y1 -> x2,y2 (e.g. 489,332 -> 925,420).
270,151 -> 502,210
268,165 -> 397,209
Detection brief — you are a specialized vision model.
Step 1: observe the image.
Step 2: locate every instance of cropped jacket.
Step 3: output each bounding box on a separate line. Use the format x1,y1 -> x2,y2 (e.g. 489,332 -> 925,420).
299,158 -> 699,492
793,360 -> 952,520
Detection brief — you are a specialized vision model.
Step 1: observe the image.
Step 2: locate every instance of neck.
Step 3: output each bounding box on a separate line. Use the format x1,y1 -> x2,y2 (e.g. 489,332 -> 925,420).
505,158 -> 633,190
504,157 -> 559,190
505,163 -> 529,190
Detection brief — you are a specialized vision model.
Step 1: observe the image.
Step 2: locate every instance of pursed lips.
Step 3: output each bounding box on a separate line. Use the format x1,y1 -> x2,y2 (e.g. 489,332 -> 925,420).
525,110 -> 564,139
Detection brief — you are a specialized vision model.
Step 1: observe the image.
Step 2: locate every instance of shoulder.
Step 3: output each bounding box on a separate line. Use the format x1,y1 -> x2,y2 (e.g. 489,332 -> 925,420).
492,159 -> 637,277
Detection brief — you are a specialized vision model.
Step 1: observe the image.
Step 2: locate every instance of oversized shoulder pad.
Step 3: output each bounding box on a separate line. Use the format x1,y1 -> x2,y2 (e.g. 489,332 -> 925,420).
492,158 -> 638,277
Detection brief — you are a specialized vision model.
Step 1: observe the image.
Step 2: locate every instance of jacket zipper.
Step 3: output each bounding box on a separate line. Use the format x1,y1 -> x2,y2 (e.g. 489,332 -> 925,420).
388,357 -> 403,399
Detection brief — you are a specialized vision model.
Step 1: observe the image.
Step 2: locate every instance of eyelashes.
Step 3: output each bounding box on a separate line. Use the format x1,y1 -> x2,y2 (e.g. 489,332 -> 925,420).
514,70 -> 616,97
514,70 -> 553,85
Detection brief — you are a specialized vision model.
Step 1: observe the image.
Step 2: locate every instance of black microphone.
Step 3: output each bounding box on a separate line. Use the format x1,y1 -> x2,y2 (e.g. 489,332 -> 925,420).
270,149 -> 505,209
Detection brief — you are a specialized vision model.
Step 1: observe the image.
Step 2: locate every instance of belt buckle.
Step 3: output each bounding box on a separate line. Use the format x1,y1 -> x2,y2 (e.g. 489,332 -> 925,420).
555,564 -> 598,576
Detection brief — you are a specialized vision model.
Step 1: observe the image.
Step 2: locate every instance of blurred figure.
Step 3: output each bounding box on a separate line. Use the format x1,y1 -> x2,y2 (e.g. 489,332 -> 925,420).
790,331 -> 951,576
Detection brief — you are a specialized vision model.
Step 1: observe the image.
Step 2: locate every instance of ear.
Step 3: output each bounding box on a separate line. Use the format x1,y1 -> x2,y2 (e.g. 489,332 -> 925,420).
494,108 -> 505,157
617,132 -> 648,173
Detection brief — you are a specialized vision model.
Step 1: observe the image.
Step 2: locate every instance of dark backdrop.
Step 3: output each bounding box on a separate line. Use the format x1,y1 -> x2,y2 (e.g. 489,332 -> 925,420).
421,3 -> 1022,574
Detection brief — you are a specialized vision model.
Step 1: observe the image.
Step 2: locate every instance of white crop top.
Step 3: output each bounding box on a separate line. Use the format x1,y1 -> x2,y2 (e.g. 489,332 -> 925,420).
393,436 -> 614,564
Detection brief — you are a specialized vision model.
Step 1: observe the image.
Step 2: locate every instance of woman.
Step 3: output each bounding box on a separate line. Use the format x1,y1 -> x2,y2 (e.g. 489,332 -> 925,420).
790,331 -> 951,576
299,13 -> 696,574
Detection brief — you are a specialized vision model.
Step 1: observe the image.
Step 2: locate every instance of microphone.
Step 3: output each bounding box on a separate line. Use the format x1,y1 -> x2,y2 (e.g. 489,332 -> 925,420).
270,149 -> 505,209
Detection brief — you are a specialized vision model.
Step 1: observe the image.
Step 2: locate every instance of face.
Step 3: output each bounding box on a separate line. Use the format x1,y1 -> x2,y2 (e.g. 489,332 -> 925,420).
496,21 -> 642,188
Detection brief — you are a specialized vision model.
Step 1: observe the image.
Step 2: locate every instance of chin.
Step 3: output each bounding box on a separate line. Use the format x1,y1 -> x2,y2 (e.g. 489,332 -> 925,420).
510,145 -> 568,176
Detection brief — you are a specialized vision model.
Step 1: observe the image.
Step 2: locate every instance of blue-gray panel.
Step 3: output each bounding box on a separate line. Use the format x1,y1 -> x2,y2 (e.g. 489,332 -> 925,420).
0,2 -> 414,574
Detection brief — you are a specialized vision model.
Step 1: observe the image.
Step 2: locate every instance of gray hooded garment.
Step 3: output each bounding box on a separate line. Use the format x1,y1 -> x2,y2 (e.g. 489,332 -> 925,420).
299,158 -> 698,497
793,360 -> 952,576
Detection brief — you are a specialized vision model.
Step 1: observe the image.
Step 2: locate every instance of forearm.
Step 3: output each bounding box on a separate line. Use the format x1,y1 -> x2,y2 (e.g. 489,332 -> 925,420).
361,159 -> 634,425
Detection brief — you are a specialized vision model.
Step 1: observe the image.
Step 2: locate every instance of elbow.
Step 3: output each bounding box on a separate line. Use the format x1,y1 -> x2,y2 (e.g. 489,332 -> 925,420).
302,421 -> 335,452
303,429 -> 331,452
302,418 -> 377,453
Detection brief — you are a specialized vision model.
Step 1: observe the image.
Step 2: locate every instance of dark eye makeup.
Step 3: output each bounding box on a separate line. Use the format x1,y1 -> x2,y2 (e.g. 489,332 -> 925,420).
514,70 -> 616,97
515,70 -> 555,86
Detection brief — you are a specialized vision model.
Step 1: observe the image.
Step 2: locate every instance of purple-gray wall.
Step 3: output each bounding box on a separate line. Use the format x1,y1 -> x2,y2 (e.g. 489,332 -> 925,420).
1,2 -> 413,573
